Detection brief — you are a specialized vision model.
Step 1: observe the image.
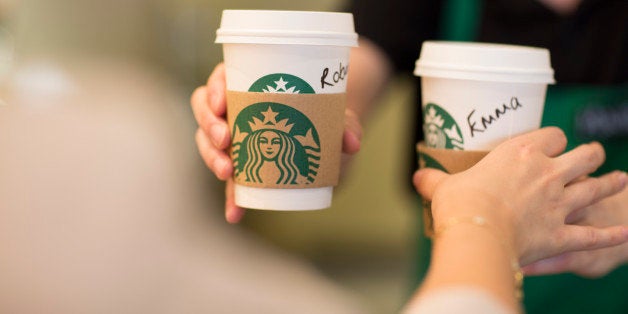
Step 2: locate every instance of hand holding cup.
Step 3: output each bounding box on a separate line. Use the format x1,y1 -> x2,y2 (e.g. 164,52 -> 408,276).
413,127 -> 628,266
191,10 -> 360,221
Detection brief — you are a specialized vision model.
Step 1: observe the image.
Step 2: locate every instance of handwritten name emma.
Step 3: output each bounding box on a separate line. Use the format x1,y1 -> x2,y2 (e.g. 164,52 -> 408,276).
467,97 -> 523,138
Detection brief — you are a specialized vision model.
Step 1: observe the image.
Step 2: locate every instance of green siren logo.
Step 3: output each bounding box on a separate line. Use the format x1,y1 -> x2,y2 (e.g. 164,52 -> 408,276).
232,103 -> 321,185
249,73 -> 315,94
423,103 -> 464,150
233,73 -> 319,185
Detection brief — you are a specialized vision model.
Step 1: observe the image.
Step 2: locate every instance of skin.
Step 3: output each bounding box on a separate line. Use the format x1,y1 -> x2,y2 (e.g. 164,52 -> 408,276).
523,188 -> 628,278
409,128 -> 628,310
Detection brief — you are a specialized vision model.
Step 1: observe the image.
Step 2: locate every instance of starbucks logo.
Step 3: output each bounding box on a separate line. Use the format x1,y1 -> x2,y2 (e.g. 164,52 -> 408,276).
249,73 -> 315,94
423,103 -> 464,150
232,103 -> 320,185
232,73 -> 319,185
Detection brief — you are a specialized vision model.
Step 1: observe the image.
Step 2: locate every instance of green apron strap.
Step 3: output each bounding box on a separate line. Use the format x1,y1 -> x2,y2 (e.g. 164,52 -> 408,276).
439,0 -> 482,41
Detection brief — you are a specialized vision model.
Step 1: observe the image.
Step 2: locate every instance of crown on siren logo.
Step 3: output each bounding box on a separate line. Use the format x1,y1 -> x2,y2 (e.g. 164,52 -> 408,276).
423,103 -> 464,150
232,102 -> 321,185
247,106 -> 294,133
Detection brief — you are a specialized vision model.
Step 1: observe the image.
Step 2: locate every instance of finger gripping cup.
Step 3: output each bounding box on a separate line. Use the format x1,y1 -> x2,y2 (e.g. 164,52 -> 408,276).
414,41 -> 555,234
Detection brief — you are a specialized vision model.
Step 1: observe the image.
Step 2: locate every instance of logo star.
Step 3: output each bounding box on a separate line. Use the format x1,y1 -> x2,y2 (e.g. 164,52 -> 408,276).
274,77 -> 289,91
261,106 -> 279,125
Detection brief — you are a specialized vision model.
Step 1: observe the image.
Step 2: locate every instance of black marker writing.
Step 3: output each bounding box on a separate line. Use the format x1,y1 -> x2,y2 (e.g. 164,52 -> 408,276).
467,97 -> 523,138
320,62 -> 348,89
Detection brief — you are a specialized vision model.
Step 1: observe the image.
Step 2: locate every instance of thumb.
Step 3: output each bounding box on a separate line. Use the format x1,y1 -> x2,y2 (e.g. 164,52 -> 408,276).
225,178 -> 245,224
413,168 -> 449,201
342,108 -> 362,155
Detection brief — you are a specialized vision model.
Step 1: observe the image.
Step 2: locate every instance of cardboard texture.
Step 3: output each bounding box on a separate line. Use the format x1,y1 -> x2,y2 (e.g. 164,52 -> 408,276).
226,91 -> 345,189
417,142 -> 489,236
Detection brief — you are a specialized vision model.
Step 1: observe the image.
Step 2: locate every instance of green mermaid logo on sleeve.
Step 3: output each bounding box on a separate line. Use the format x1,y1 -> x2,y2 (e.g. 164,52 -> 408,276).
231,73 -> 322,186
423,103 -> 464,150
232,103 -> 321,185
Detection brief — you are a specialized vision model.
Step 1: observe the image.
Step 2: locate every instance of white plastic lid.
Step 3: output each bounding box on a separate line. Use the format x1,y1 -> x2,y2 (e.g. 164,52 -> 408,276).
215,10 -> 358,47
414,41 -> 555,84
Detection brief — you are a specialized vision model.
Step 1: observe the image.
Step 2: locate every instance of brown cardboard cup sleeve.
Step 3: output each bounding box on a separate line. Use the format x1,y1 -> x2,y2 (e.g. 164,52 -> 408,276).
416,142 -> 489,237
226,91 -> 345,189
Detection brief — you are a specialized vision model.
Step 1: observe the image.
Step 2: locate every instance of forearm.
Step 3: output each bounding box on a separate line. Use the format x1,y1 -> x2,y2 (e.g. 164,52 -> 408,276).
408,128 -> 628,312
406,193 -> 521,312
417,223 -> 520,311
346,37 -> 393,120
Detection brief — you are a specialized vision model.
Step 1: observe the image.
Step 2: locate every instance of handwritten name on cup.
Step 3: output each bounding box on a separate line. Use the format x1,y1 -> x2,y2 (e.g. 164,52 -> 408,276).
320,62 -> 348,89
467,97 -> 523,138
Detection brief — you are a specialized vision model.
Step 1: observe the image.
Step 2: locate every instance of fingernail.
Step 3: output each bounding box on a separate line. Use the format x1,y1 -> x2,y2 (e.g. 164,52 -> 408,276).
343,130 -> 361,154
348,130 -> 361,150
210,124 -> 226,146
225,206 -> 237,224
225,205 -> 244,224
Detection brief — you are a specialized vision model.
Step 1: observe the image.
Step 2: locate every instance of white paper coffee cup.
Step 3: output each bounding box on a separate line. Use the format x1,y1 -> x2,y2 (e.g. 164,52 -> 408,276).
414,41 -> 555,150
216,10 -> 357,210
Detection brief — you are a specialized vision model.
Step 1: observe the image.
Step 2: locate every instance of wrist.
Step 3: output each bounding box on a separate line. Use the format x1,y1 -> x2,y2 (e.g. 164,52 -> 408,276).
429,217 -> 523,308
431,188 -> 515,246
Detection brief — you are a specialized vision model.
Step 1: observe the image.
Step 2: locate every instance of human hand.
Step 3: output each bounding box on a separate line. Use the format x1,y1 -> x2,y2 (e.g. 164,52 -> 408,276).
191,63 -> 363,223
522,187 -> 628,277
413,127 -> 628,266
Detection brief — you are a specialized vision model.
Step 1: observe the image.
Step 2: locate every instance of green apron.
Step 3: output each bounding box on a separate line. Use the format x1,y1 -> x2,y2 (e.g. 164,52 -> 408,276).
411,1 -> 628,313
524,85 -> 628,314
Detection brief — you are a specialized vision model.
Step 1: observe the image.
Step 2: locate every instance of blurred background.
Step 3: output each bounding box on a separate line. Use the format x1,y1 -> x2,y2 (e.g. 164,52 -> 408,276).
0,0 -> 419,313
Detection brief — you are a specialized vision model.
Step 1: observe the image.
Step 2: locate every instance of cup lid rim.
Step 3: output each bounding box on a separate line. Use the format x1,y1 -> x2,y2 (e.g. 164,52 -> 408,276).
414,41 -> 556,84
215,10 -> 358,47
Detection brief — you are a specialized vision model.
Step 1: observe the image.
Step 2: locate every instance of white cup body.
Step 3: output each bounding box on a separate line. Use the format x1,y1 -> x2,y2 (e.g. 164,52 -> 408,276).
415,41 -> 555,151
421,77 -> 548,150
222,43 -> 351,211
223,44 -> 350,94
217,10 -> 356,210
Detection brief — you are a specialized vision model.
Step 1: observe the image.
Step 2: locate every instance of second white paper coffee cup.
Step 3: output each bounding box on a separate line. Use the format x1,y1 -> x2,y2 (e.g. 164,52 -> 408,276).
414,41 -> 555,150
216,10 -> 357,210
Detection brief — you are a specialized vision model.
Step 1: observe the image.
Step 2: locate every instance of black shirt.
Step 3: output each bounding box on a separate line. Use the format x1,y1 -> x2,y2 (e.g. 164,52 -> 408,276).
349,0 -> 628,84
